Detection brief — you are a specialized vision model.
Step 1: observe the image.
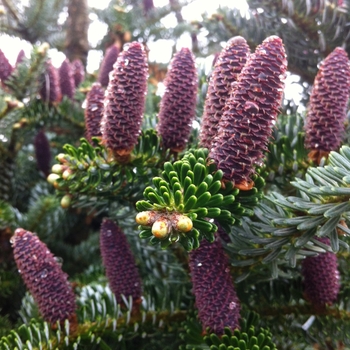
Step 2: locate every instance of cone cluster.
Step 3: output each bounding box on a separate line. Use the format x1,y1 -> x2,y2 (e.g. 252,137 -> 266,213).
209,36 -> 287,189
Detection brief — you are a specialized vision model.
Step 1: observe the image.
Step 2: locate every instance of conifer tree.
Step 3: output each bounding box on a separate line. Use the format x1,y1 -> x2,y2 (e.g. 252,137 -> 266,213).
1,1 -> 350,349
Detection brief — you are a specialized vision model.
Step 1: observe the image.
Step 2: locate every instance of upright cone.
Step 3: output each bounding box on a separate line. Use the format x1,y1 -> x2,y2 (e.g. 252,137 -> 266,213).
302,237 -> 340,308
84,82 -> 105,143
12,228 -> 76,324
199,36 -> 250,150
157,47 -> 198,152
304,47 -> 350,165
100,218 -> 142,308
189,230 -> 240,335
101,42 -> 148,160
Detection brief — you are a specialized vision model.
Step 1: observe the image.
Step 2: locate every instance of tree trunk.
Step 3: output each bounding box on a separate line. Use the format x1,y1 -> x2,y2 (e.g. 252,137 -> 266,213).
65,0 -> 90,67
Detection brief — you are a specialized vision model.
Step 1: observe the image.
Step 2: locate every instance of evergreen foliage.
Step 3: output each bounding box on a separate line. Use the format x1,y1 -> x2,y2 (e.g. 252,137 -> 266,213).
1,1 -> 350,349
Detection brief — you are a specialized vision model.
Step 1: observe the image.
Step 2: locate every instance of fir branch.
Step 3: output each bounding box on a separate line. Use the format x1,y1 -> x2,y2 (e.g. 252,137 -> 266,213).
1,284 -> 189,350
48,129 -> 166,213
5,43 -> 50,100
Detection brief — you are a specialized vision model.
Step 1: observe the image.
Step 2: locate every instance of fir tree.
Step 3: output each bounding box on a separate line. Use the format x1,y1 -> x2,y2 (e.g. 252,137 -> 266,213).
1,1 -> 350,349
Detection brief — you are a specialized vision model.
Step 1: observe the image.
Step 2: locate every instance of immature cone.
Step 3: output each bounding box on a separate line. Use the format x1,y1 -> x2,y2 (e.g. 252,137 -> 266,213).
98,44 -> 120,87
209,36 -> 287,190
58,58 -> 76,99
189,230 -> 240,335
11,228 -> 76,324
15,49 -> 25,66
40,61 -> 62,104
143,0 -> 155,15
302,237 -> 340,308
157,48 -> 198,152
101,42 -> 148,159
100,218 -> 142,307
0,49 -> 13,83
199,36 -> 250,150
84,82 -> 105,143
304,47 -> 350,165
34,130 -> 51,177
71,59 -> 85,87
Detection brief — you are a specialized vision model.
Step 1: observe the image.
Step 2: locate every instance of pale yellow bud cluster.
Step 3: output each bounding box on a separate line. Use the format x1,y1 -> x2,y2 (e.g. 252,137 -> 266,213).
47,154 -> 72,207
136,211 -> 193,240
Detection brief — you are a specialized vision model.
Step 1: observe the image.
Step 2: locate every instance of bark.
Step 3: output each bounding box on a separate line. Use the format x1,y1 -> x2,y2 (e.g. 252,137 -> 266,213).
65,0 -> 90,67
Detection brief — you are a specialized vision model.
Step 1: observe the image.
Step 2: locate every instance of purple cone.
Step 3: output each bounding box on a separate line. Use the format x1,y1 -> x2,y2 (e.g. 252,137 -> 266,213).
84,82 -> 105,143
100,218 -> 142,307
209,36 -> 287,190
157,47 -> 198,152
302,237 -> 340,308
12,228 -> 76,324
304,47 -> 350,164
189,231 -> 240,335
101,42 -> 148,159
98,44 -> 120,87
58,58 -> 76,99
40,61 -> 62,104
199,36 -> 250,150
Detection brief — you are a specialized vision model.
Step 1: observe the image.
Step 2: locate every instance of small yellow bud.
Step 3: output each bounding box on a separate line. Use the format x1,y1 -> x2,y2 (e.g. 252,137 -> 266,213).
56,153 -> 66,163
152,219 -> 170,239
175,215 -> 193,233
62,169 -> 72,180
136,211 -> 156,226
47,173 -> 60,184
38,42 -> 50,55
51,164 -> 64,174
60,195 -> 72,209
5,98 -> 23,109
